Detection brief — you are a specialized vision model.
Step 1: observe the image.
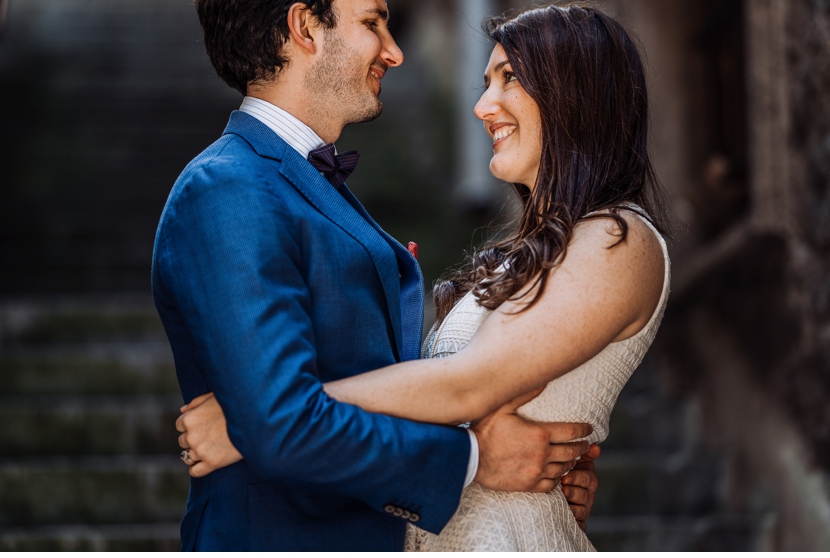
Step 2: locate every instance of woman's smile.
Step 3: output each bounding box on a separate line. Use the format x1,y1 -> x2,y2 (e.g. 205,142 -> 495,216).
491,123 -> 517,149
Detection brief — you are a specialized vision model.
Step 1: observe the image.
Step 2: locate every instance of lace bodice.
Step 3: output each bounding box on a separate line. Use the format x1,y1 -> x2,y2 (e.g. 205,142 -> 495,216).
406,208 -> 671,551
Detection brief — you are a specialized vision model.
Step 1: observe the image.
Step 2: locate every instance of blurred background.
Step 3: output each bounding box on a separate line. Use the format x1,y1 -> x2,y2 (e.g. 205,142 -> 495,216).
1,0 -> 828,551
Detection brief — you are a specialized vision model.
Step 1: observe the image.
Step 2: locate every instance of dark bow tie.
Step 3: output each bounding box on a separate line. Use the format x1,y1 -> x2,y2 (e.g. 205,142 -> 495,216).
307,144 -> 360,189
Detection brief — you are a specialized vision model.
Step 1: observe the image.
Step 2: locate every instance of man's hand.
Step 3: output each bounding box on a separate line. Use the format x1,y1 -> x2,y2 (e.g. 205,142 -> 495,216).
176,392 -> 243,477
471,388 -> 592,493
563,444 -> 600,531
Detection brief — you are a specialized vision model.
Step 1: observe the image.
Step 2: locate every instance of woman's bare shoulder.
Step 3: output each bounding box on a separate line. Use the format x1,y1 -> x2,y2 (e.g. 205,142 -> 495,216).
566,210 -> 666,337
571,209 -> 664,266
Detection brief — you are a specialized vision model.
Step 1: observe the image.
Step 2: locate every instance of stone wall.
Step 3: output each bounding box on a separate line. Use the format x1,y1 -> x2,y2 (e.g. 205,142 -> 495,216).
648,0 -> 830,549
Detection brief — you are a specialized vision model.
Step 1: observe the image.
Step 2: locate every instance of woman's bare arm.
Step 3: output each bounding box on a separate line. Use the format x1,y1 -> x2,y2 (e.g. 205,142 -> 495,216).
324,215 -> 665,425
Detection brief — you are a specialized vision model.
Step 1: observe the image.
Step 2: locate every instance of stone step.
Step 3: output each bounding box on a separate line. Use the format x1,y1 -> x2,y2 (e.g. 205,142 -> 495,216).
0,457 -> 189,526
0,297 -> 166,346
591,451 -> 724,516
0,396 -> 182,455
0,344 -> 178,395
0,523 -> 180,552
587,514 -> 770,551
0,516 -> 767,552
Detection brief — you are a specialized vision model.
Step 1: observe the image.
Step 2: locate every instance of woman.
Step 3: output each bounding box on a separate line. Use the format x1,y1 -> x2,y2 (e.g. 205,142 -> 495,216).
177,3 -> 671,551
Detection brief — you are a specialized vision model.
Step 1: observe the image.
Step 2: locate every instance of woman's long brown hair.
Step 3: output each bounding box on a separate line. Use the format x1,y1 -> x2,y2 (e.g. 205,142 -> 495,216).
434,2 -> 672,323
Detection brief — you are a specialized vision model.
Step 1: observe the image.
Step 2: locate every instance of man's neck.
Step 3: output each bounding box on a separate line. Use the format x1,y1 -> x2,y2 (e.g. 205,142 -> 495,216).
246,85 -> 343,145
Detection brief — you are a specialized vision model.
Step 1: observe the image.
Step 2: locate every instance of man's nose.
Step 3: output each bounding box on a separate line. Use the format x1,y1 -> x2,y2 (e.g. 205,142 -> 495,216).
381,34 -> 404,67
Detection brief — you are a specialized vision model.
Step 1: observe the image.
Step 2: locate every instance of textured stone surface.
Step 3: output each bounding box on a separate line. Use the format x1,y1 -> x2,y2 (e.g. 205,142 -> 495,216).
0,348 -> 178,396
588,514 -> 770,552
0,396 -> 182,455
0,457 -> 188,526
0,524 -> 180,551
0,298 -> 186,548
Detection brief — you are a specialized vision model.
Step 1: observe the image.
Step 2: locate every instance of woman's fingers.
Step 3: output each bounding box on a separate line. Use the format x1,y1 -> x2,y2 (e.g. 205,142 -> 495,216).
178,432 -> 190,450
187,447 -> 202,463
189,460 -> 216,478
582,443 -> 601,462
569,504 -> 589,522
562,485 -> 590,505
185,392 -> 215,411
175,412 -> 187,433
563,467 -> 599,493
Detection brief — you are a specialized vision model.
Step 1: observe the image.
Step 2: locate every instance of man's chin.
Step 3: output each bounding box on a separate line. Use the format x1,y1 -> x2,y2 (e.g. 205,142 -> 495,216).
364,103 -> 383,123
349,100 -> 384,124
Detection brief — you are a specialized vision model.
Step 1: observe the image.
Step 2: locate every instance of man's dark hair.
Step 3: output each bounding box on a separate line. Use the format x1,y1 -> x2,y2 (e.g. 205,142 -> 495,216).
195,0 -> 337,95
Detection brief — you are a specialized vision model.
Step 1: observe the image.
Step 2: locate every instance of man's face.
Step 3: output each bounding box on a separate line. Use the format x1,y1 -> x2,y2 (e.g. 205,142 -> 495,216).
304,0 -> 403,125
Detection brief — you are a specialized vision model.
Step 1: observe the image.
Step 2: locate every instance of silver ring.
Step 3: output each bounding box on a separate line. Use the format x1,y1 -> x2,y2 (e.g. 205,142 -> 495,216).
180,449 -> 194,465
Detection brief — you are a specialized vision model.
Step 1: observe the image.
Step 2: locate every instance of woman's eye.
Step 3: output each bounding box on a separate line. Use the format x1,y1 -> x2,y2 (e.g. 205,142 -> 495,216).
503,70 -> 516,83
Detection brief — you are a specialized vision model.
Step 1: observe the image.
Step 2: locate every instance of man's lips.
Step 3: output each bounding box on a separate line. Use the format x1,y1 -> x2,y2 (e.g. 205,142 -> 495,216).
369,66 -> 386,81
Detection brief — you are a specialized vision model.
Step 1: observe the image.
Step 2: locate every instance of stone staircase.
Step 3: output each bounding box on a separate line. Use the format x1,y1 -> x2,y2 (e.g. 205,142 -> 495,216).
0,296 -> 771,551
588,355 -> 772,551
0,296 -> 186,551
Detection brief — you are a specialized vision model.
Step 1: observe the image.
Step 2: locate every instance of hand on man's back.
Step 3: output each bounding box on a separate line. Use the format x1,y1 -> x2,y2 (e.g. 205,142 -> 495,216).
471,388 -> 594,494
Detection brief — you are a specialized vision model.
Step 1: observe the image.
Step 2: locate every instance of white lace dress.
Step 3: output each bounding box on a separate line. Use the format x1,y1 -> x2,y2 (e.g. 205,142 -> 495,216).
405,209 -> 671,552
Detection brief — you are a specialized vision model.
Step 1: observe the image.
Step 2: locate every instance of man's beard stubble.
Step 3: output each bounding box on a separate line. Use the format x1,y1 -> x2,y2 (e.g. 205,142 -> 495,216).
304,30 -> 384,126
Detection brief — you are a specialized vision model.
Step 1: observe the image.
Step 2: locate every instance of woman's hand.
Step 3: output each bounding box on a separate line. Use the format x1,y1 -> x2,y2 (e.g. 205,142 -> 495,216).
562,444 -> 601,531
176,392 -> 243,477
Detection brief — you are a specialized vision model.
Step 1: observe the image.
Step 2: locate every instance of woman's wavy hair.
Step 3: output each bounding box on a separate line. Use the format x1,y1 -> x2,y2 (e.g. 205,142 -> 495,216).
434,2 -> 671,323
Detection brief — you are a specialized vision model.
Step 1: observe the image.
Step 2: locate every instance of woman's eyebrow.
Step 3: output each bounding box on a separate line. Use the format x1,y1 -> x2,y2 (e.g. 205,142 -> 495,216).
483,60 -> 510,86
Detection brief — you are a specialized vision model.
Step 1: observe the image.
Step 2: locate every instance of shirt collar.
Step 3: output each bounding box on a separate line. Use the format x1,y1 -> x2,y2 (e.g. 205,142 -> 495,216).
239,96 -> 327,159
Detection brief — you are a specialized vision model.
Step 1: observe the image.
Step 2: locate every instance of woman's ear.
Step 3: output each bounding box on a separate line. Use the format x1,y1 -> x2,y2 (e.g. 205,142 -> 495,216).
287,2 -> 319,56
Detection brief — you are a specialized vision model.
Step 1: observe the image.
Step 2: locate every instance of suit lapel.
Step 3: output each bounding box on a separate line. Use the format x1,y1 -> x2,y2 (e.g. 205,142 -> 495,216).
279,149 -> 405,360
223,111 -> 408,360
338,187 -> 425,362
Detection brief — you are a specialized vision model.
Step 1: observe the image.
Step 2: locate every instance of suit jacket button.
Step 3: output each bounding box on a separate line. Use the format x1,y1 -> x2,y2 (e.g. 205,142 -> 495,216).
410,513 -> 421,523
401,510 -> 411,520
393,507 -> 404,517
384,504 -> 396,514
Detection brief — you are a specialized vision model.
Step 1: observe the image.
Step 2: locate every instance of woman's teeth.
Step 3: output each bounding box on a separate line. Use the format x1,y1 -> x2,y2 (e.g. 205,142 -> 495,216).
493,128 -> 516,143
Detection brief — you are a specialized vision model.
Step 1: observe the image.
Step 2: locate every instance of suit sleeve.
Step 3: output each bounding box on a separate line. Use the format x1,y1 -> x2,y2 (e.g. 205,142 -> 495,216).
156,162 -> 470,534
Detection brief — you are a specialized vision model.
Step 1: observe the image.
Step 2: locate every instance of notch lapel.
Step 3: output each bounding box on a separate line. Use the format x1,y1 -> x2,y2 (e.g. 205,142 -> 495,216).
279,150 -> 405,360
223,111 -> 406,360
338,187 -> 425,362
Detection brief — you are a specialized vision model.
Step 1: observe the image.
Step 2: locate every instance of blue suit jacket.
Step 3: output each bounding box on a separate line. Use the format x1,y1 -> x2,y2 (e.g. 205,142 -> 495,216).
151,112 -> 470,551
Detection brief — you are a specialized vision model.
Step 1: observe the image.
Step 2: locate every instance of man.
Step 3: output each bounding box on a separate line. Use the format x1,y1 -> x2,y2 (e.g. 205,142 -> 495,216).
153,0 -> 598,551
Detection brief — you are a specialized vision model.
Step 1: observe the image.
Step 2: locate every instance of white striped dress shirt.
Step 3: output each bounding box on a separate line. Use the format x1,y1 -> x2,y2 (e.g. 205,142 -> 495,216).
237,96 -> 480,488
239,96 -> 327,158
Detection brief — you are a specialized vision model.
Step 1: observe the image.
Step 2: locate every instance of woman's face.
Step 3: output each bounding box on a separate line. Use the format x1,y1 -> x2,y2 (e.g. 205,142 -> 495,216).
475,44 -> 543,189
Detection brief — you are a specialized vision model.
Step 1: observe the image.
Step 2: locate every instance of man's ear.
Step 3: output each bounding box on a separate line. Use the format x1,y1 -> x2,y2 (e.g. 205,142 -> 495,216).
287,2 -> 321,56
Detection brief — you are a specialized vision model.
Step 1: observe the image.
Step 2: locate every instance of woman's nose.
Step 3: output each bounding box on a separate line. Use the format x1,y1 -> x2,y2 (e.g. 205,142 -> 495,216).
474,88 -> 498,122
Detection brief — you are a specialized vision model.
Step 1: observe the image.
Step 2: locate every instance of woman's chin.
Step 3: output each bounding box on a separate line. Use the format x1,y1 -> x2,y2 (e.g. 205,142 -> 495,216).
489,161 -> 512,183
489,167 -> 518,185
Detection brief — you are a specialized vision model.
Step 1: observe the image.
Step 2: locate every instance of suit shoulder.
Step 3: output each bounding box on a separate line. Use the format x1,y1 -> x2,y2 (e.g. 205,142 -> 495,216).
170,135 -> 298,206
181,135 -> 272,185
